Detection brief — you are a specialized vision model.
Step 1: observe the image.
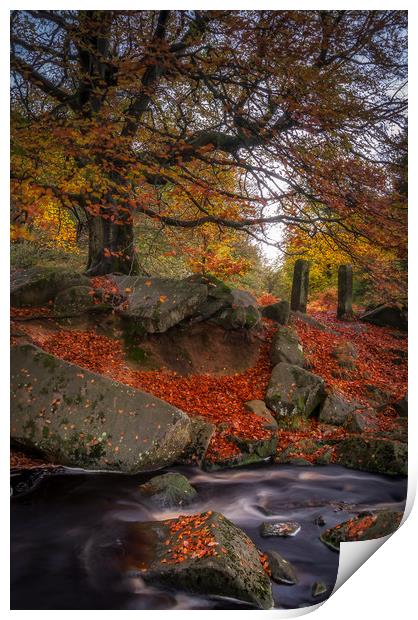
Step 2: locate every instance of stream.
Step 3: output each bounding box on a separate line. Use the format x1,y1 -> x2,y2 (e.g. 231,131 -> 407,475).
10,463 -> 407,610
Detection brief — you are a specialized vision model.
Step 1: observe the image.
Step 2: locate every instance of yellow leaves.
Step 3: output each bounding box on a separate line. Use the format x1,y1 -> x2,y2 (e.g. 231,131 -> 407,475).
159,295 -> 168,303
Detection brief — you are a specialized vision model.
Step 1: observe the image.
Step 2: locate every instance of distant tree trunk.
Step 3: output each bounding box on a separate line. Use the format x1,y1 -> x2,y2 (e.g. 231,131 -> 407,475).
85,214 -> 139,276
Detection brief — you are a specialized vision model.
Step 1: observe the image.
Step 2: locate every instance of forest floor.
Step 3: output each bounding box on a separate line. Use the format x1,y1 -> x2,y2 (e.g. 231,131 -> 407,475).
10,299 -> 407,470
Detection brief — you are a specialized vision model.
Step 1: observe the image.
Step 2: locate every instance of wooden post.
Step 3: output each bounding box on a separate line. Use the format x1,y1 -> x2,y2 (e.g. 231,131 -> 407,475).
337,264 -> 353,320
290,259 -> 310,313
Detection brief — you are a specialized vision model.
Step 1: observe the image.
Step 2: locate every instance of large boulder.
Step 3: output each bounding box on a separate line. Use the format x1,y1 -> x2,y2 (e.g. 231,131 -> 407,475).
320,511 -> 403,552
53,285 -> 100,317
319,392 -> 360,426
270,326 -> 305,367
211,289 -> 261,330
82,511 -> 274,609
261,301 -> 290,325
11,267 -> 90,307
11,344 -> 191,472
335,436 -> 407,476
265,363 -> 326,419
138,472 -> 197,508
343,410 -> 379,434
111,276 -> 208,333
185,274 -> 233,322
178,416 -> 216,467
360,304 -> 407,331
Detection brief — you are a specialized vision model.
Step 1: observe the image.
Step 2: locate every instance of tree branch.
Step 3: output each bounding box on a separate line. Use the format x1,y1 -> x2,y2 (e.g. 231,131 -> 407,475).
11,54 -> 76,109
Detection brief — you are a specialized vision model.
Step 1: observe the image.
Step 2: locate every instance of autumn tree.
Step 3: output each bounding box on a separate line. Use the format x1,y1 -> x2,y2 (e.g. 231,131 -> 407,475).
11,10 -> 407,276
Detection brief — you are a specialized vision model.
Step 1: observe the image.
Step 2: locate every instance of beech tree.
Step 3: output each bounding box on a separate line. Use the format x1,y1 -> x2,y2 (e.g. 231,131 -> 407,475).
11,10 -> 407,275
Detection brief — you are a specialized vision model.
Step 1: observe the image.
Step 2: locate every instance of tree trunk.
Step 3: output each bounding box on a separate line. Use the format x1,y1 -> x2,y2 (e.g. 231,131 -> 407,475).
85,214 -> 140,276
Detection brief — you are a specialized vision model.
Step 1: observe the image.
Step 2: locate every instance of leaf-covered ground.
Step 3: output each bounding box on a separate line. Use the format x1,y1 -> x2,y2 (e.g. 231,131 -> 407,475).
10,305 -> 407,468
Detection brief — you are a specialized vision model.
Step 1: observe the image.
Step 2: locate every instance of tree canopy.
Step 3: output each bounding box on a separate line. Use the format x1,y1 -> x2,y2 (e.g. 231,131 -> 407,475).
11,10 -> 407,276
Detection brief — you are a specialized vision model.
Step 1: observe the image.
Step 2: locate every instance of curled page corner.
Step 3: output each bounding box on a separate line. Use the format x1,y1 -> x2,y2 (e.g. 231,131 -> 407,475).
331,534 -> 391,595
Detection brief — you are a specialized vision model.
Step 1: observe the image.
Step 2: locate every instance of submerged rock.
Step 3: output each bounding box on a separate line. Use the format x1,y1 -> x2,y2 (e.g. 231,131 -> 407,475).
270,327 -> 305,367
311,581 -> 328,597
11,344 -> 191,473
335,436 -> 407,476
260,521 -> 301,537
138,473 -> 197,508
265,550 -> 298,585
112,276 -> 208,333
265,363 -> 325,419
83,512 -> 274,609
320,511 -> 403,552
11,267 -> 89,307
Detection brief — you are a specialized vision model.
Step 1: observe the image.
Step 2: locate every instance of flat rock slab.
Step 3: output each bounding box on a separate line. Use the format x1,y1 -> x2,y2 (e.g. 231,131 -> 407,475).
335,436 -> 407,476
260,521 -> 301,537
320,511 -> 403,552
83,511 -> 273,609
111,276 -> 208,333
11,344 -> 191,473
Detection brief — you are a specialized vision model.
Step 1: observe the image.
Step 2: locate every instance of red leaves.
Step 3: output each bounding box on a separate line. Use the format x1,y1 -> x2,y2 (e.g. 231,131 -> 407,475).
294,311 -> 407,404
161,513 -> 219,565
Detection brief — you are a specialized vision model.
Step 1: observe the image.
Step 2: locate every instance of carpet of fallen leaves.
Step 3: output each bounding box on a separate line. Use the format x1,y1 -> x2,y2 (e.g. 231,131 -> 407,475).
15,319 -> 275,464
294,310 -> 407,404
293,310 -> 407,440
10,302 -> 407,468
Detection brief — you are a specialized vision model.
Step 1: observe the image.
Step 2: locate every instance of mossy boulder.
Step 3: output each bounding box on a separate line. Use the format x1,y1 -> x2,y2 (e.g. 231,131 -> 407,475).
270,326 -> 305,367
211,289 -> 261,330
11,344 -> 191,473
178,416 -> 216,467
138,472 -> 197,508
335,436 -> 407,476
261,301 -> 290,325
111,276 -> 208,333
320,511 -> 403,552
265,363 -> 326,419
53,285 -> 101,317
11,267 -> 90,307
319,392 -> 360,426
83,511 -> 273,609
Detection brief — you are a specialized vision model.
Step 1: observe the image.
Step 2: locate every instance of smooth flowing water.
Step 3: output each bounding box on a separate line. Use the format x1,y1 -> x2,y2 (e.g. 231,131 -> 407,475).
10,463 -> 407,610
